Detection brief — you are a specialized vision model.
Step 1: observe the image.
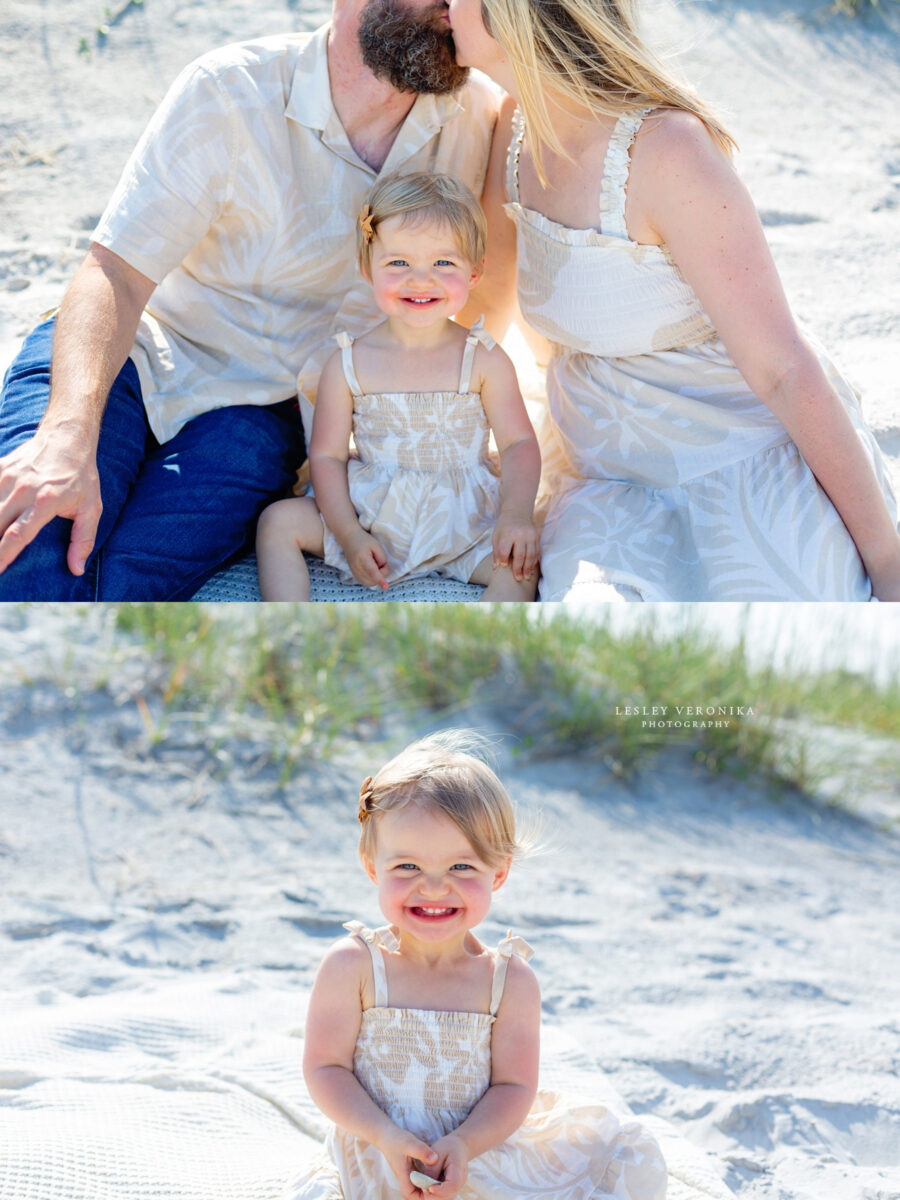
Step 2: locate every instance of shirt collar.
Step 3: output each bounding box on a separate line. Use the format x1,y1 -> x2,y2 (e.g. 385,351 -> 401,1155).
285,22 -> 465,172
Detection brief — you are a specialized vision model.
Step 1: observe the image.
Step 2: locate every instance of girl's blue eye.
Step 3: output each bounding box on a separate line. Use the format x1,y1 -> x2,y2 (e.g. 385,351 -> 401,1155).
436,259 -> 456,267
388,259 -> 408,267
397,863 -> 418,871
451,863 -> 473,871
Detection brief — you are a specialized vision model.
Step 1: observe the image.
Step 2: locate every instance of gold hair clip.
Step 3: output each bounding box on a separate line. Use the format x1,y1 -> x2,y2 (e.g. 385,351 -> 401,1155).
358,205 -> 375,243
358,776 -> 375,823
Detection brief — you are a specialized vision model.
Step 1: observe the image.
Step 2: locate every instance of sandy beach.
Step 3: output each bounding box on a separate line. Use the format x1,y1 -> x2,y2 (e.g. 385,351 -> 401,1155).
1,0 -> 899,494
2,604 -> 899,1199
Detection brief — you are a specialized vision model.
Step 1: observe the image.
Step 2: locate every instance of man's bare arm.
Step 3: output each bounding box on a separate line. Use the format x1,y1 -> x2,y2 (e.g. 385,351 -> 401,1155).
0,244 -> 155,576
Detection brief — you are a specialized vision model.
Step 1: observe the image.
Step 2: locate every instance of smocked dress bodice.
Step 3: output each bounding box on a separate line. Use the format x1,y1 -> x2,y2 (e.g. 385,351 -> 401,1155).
504,109 -> 715,359
346,920 -> 513,1145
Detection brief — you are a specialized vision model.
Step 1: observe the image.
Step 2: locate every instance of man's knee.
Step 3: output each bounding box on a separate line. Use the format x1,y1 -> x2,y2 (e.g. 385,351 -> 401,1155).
0,320 -> 55,452
0,517 -> 96,601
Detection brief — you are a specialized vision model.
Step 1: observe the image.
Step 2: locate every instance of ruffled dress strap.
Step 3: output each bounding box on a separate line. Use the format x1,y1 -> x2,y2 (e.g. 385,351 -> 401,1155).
489,928 -> 535,1015
458,315 -> 497,394
505,108 -> 526,204
598,108 -> 653,240
343,920 -> 401,1008
334,331 -> 364,396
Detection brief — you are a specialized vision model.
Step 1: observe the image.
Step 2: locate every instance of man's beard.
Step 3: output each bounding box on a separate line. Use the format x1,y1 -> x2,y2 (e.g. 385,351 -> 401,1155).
358,0 -> 469,95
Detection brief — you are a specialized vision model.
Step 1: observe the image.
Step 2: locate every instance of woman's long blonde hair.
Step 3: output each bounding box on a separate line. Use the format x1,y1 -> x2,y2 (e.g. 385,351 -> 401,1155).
481,0 -> 736,185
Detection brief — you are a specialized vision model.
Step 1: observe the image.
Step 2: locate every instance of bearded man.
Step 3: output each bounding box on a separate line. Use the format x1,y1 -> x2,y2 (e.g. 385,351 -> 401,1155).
0,0 -> 500,599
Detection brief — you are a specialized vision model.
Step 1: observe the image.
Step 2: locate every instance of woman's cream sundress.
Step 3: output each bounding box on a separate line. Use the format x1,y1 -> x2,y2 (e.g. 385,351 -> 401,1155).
505,109 -> 897,601
285,922 -> 667,1200
320,323 -> 501,587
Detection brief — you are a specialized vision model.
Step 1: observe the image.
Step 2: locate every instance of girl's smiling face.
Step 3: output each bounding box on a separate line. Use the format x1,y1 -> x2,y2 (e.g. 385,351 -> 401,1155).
367,215 -> 480,328
363,803 -> 510,943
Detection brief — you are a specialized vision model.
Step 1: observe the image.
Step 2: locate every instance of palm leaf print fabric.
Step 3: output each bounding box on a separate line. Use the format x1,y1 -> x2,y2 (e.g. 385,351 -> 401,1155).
505,110 -> 897,601
284,924 -> 668,1200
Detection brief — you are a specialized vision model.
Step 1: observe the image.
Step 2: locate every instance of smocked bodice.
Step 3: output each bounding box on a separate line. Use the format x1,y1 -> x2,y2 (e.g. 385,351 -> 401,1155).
340,921 -> 532,1145
504,109 -> 716,358
335,322 -> 495,472
349,391 -> 491,471
353,1006 -> 494,1143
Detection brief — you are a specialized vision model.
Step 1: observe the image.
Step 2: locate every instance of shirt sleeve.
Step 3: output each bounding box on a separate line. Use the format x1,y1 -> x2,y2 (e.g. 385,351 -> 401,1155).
92,60 -> 235,284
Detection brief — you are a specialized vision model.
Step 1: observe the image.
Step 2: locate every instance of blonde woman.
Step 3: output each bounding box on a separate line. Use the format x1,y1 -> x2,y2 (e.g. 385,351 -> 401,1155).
448,0 -> 900,601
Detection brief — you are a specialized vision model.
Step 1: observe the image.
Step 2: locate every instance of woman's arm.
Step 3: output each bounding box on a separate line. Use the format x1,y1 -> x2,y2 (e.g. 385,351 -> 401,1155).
478,346 -> 542,580
632,112 -> 900,599
304,939 -> 439,1198
426,955 -> 541,1200
309,352 -> 389,589
457,94 -> 522,345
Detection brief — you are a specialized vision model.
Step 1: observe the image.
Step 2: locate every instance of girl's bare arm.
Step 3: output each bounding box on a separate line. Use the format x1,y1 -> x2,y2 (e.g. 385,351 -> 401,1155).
309,352 -> 389,586
426,956 -> 541,1200
479,345 -> 541,579
304,939 -> 438,1198
308,353 -> 360,546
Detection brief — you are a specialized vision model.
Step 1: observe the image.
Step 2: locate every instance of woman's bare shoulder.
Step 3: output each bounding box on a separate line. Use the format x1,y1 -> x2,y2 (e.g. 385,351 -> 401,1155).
635,107 -> 729,173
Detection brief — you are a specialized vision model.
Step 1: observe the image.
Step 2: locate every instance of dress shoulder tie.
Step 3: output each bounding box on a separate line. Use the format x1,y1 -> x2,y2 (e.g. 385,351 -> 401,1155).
458,315 -> 497,394
343,920 -> 400,1007
334,331 -> 364,396
490,928 -> 535,1015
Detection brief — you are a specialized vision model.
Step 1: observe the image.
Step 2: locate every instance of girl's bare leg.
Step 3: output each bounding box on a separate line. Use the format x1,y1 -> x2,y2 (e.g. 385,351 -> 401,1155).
469,552 -> 538,602
256,496 -> 325,600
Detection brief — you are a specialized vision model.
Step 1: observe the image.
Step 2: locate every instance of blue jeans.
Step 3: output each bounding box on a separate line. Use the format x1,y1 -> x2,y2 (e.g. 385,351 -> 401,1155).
0,319 -> 305,600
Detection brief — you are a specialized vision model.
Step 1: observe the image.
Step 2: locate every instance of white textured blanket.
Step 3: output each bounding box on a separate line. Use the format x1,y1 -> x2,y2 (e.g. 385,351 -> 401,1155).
0,975 -> 732,1200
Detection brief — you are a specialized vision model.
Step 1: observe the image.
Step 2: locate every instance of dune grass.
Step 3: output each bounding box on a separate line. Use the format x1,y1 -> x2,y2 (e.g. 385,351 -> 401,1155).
88,603 -> 898,804
5,603 -> 896,807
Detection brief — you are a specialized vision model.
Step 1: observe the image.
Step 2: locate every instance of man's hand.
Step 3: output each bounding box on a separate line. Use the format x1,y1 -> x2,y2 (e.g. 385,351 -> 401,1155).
0,244 -> 154,579
376,1127 -> 440,1200
0,426 -> 102,576
421,1132 -> 469,1200
342,527 -> 390,589
492,509 -> 539,582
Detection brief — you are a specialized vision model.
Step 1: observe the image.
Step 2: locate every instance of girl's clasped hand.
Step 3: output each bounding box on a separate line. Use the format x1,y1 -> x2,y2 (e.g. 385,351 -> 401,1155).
257,173 -> 541,602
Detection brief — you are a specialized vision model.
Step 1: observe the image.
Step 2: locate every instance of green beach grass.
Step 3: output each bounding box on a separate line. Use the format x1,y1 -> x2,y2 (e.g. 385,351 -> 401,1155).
6,603 -> 895,812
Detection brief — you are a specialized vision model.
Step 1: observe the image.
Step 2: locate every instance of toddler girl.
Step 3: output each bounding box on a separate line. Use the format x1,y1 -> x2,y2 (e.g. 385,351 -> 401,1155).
256,173 -> 540,601
285,732 -> 667,1200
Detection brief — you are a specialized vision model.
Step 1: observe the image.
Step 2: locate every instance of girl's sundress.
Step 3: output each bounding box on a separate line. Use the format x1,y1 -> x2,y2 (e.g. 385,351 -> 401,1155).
504,109 -> 897,601
320,322 -> 501,587
285,922 -> 667,1200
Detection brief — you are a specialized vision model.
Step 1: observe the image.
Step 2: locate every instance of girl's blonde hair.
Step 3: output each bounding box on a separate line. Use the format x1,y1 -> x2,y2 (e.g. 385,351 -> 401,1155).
481,0 -> 736,185
357,731 -> 527,869
356,172 -> 487,276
